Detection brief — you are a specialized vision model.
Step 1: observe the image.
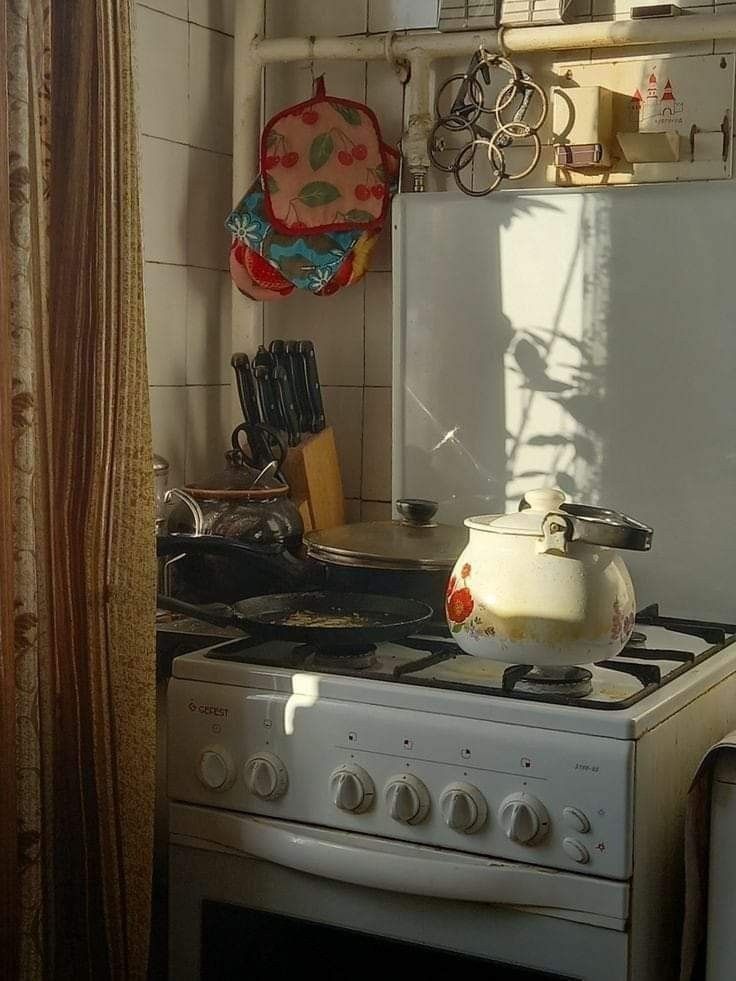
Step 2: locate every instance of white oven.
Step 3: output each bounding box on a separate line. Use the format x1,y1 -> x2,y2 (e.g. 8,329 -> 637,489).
169,803 -> 628,980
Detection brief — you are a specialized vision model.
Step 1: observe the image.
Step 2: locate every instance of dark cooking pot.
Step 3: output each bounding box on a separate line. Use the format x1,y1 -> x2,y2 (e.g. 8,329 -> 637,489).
304,500 -> 466,625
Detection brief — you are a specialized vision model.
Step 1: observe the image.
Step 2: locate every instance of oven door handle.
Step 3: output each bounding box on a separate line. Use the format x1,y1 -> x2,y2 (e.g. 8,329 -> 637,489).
170,804 -> 629,930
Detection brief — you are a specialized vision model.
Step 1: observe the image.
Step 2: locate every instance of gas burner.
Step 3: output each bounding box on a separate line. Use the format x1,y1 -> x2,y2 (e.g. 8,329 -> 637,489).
300,644 -> 379,671
503,664 -> 594,698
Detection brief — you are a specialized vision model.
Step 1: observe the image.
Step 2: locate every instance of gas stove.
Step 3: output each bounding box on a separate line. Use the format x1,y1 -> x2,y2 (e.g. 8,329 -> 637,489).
167,604 -> 736,981
194,604 -> 736,722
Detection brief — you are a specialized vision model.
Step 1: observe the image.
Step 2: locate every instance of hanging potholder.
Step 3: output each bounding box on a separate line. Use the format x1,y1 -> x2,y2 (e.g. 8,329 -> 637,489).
261,77 -> 394,236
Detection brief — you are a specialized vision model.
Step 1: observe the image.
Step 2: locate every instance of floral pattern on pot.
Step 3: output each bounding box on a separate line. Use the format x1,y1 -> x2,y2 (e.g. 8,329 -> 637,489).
610,598 -> 635,643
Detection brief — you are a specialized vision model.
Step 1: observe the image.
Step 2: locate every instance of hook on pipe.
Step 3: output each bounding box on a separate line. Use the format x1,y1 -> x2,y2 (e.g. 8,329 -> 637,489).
384,31 -> 411,83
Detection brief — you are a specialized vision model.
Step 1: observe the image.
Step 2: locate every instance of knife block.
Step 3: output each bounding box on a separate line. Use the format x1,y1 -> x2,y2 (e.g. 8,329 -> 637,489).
282,426 -> 345,532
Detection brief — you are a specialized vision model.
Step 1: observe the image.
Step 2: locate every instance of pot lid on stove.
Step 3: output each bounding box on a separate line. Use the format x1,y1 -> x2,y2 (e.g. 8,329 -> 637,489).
466,487 -> 653,551
305,499 -> 467,571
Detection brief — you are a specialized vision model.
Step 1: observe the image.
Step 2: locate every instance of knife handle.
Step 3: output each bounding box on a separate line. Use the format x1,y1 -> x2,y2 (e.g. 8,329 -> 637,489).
298,340 -> 326,433
285,339 -> 313,435
231,352 -> 261,427
273,364 -> 301,447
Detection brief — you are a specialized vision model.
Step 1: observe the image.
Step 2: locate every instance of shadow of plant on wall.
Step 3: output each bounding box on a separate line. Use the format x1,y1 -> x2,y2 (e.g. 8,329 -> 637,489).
503,195 -> 611,506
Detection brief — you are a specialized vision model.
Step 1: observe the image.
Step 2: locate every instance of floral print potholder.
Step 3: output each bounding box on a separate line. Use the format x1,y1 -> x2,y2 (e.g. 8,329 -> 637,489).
225,77 -> 400,301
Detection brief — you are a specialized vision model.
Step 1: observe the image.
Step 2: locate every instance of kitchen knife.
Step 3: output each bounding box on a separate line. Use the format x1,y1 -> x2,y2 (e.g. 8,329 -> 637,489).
253,345 -> 282,430
298,339 -> 326,433
273,363 -> 301,447
231,352 -> 272,465
285,339 -> 314,435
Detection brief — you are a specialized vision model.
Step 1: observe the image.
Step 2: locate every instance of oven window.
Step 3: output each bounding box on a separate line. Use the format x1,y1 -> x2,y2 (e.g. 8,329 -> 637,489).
201,901 -> 576,980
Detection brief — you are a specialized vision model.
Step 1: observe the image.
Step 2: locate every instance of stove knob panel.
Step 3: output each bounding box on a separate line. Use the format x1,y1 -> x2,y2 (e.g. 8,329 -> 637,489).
439,782 -> 488,834
244,752 -> 288,801
330,764 -> 375,814
498,793 -> 550,845
385,774 -> 431,825
197,746 -> 235,792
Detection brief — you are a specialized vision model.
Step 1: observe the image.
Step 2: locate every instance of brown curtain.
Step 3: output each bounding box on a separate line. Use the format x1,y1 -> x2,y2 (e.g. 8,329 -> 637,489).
1,1 -> 155,978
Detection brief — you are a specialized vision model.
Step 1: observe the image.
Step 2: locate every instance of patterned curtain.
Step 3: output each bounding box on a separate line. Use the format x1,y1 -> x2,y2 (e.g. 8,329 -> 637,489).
1,1 -> 155,978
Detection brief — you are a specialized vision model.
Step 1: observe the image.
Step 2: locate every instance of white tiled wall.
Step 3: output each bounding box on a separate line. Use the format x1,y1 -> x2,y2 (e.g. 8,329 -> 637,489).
137,0 -> 736,513
135,1 -> 234,488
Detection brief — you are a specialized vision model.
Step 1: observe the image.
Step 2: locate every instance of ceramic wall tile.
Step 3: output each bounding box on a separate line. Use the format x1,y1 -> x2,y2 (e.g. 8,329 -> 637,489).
150,385 -> 188,487
185,385 -> 233,481
187,267 -> 232,384
362,386 -> 392,500
266,0 -> 368,38
186,147 -> 233,270
361,500 -> 392,520
189,0 -> 235,34
367,60 -> 405,147
321,386 -> 364,498
365,272 -> 392,387
137,6 -> 189,143
345,498 -> 362,523
138,0 -> 187,20
189,24 -> 234,154
368,0 -> 440,31
369,222 -> 393,273
265,60 -> 367,118
144,263 -> 188,385
141,136 -> 189,263
264,284 -> 366,387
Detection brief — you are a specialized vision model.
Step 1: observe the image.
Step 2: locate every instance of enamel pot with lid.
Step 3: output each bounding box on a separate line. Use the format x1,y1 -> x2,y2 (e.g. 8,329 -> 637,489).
446,488 -> 653,666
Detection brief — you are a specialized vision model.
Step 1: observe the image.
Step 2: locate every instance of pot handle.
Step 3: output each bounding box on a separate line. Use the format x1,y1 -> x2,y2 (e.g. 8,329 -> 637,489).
156,534 -> 326,587
537,512 -> 573,555
164,487 -> 205,535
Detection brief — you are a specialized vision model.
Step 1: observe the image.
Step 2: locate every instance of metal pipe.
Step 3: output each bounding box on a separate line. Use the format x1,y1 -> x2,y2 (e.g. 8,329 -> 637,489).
253,14 -> 736,62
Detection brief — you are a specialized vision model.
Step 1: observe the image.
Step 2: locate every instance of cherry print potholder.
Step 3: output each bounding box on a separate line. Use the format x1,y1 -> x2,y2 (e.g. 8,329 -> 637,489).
261,77 -> 394,236
225,78 -> 400,301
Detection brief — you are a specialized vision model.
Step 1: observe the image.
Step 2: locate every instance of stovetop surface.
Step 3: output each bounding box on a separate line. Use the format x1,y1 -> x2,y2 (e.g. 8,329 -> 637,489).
202,604 -> 736,711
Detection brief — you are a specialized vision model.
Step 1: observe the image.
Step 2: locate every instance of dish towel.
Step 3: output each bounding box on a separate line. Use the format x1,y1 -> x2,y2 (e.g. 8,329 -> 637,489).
680,732 -> 736,980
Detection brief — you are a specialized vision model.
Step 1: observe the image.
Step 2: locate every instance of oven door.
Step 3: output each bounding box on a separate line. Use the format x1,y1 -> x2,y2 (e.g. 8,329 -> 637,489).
169,803 -> 630,981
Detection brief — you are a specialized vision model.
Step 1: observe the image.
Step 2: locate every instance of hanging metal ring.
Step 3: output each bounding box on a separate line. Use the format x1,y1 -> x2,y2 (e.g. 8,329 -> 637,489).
434,73 -> 484,128
466,57 -> 522,117
489,126 -> 542,181
453,138 -> 505,196
495,78 -> 549,134
428,115 -> 477,173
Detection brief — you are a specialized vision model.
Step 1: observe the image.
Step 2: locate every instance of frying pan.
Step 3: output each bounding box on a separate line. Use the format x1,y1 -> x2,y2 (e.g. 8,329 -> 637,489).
157,591 -> 434,649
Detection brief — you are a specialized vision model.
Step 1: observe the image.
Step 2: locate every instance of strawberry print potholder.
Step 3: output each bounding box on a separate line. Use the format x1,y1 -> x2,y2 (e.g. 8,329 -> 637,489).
262,77 -> 393,235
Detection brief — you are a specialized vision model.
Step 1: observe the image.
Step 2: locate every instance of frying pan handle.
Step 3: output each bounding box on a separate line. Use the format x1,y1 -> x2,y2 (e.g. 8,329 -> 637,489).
157,594 -> 245,630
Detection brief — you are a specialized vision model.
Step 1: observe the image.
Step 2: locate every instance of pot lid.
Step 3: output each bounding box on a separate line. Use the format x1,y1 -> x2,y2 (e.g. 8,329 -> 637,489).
305,499 -> 467,571
185,451 -> 289,501
466,487 -> 653,551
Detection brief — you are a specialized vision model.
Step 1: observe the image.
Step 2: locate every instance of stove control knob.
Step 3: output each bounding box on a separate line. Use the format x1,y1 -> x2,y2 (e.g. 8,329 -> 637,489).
562,807 -> 590,834
499,793 -> 550,845
244,752 -> 288,801
440,782 -> 488,834
197,746 -> 235,792
562,837 -> 590,865
330,764 -> 375,814
385,775 -> 431,825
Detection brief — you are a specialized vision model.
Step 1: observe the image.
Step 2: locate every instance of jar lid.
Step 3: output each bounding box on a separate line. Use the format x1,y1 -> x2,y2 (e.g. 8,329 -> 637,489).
305,499 -> 467,571
465,488 -> 653,551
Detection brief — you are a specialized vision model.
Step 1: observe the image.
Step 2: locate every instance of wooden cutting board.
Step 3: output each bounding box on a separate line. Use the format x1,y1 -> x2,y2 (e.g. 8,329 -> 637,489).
282,426 -> 345,532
